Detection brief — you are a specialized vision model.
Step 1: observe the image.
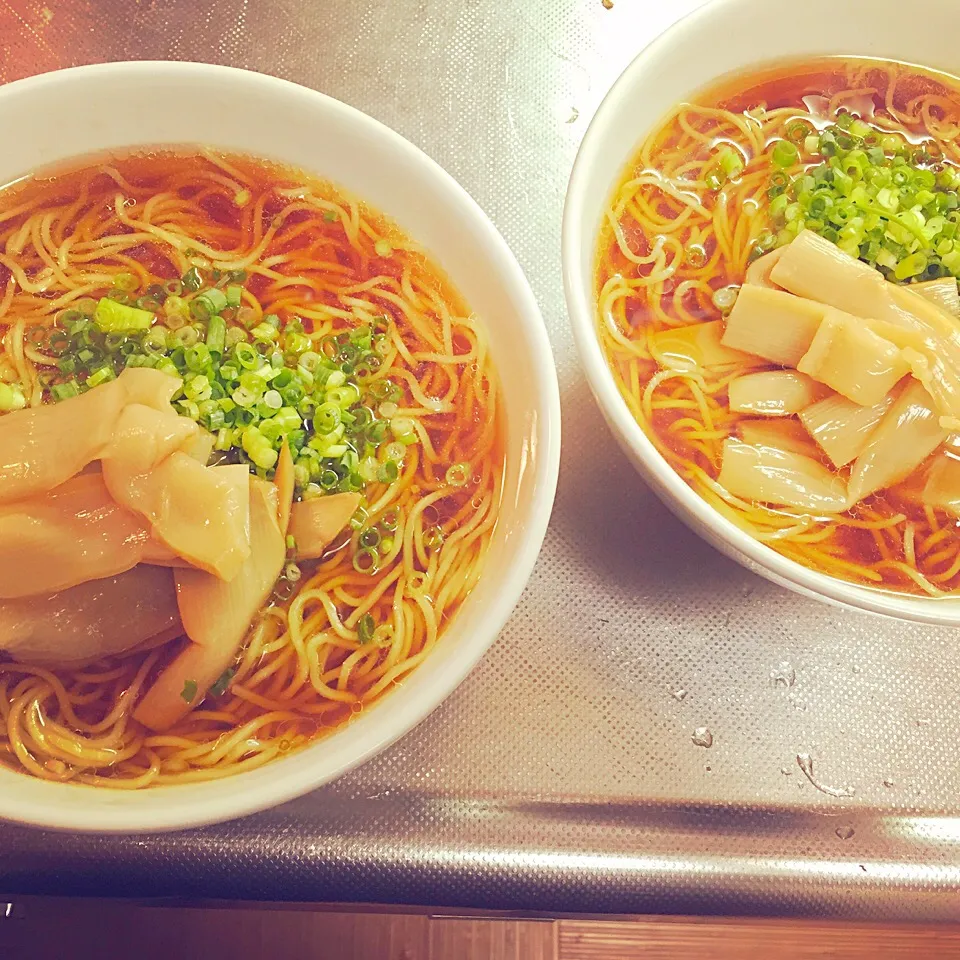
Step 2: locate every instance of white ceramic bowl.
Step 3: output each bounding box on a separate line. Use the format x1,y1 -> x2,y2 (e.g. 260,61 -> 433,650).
563,0 -> 960,627
0,61 -> 561,832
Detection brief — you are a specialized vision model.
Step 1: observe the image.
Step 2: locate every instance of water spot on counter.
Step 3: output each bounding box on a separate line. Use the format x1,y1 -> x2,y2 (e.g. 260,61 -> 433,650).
692,727 -> 713,748
797,753 -> 856,798
770,661 -> 796,688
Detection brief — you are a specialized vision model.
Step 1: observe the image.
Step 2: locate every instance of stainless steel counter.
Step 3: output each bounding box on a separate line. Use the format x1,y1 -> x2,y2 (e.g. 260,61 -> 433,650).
1,0 -> 959,920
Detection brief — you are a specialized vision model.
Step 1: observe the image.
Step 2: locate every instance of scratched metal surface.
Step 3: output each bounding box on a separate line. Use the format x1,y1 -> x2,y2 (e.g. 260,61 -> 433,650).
0,0 -> 959,920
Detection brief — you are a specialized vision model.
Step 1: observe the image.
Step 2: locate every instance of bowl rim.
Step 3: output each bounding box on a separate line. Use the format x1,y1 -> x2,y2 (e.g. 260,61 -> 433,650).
561,1 -> 960,628
0,59 -> 562,832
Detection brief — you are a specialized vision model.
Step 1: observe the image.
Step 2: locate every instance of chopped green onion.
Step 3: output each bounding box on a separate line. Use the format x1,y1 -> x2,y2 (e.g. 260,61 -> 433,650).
359,527 -> 381,549
112,272 -> 139,293
445,462 -> 470,487
206,314 -> 226,356
86,365 -> 116,387
686,244 -> 708,269
353,546 -> 380,575
0,382 -> 27,411
895,251 -> 928,280
767,115 -> 960,281
180,679 -> 198,704
44,270 -> 405,505
94,298 -> 154,333
357,613 -> 376,644
209,668 -> 236,697
378,461 -> 399,484
771,139 -> 799,168
196,287 -> 228,315
181,266 -> 203,291
717,146 -> 744,180
423,525 -> 445,551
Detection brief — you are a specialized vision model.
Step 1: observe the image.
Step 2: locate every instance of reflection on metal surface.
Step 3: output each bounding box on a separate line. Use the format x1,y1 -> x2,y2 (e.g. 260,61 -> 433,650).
1,0 -> 960,920
888,817 -> 960,842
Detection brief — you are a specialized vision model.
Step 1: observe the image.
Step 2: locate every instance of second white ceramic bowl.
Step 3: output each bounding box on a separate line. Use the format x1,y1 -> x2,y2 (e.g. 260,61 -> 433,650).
563,0 -> 960,627
0,61 -> 561,832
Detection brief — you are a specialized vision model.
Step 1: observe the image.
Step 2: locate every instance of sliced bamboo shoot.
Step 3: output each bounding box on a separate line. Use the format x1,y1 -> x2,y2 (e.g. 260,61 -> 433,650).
884,285 -> 960,430
183,428 -> 215,464
289,493 -> 362,559
0,565 -> 179,665
134,478 -> 285,731
0,367 -> 185,507
105,453 -> 252,582
848,381 -> 946,503
0,376 -> 125,505
728,370 -> 829,417
769,229 -> 894,319
0,473 -> 155,600
799,391 -> 896,468
923,455 -> 960,514
717,438 -> 848,513
104,402 -> 200,476
721,285 -> 826,366
744,246 -> 787,289
738,418 -> 819,457
119,366 -> 183,411
913,278 -> 960,317
796,308 -> 909,407
274,440 -> 294,537
650,320 -> 754,373
771,230 -> 960,428
924,455 -> 960,516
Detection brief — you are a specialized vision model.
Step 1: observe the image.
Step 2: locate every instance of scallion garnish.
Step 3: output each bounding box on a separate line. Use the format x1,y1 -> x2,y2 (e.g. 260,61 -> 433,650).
765,116 -> 960,281
0,382 -> 26,411
93,297 -> 154,333
357,613 -> 376,644
208,668 -> 236,698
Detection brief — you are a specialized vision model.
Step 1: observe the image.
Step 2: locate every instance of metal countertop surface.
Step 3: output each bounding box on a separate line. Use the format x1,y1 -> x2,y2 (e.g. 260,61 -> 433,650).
1,0 -> 959,920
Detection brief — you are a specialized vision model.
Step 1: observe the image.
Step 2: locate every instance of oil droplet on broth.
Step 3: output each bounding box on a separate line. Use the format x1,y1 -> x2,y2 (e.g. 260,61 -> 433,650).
692,727 -> 713,748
